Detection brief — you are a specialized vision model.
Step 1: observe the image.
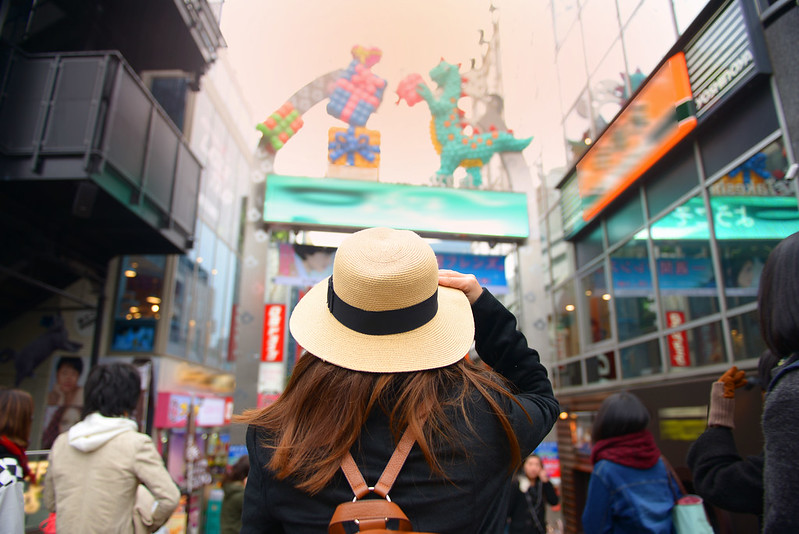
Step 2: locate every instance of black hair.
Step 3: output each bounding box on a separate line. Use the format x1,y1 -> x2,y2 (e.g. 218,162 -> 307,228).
592,391 -> 650,443
56,356 -> 84,377
82,362 -> 141,419
758,231 -> 799,358
223,455 -> 250,485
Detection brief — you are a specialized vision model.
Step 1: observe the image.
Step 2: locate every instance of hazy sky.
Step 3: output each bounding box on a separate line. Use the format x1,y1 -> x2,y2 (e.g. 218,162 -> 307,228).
218,0 -> 542,185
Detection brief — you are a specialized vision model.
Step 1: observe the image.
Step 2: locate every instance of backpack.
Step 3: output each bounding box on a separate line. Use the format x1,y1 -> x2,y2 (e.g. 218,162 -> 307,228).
328,428 -> 437,534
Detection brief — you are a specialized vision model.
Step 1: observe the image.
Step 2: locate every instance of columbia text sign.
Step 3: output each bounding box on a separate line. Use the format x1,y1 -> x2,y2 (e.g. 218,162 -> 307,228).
261,304 -> 286,362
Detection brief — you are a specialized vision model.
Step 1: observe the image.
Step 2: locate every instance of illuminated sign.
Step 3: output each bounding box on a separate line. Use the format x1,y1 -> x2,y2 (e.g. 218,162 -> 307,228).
577,53 -> 697,223
261,304 -> 286,363
666,311 -> 691,367
684,0 -> 769,118
263,175 -> 529,242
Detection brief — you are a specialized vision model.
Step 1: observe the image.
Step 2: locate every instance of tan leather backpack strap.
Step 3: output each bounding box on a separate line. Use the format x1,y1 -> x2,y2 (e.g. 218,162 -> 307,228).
373,427 -> 416,498
339,426 -> 417,500
340,452 -> 371,500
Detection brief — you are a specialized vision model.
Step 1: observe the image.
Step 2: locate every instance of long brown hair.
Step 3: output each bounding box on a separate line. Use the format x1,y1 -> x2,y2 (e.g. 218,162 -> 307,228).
235,352 -> 529,495
0,388 -> 34,449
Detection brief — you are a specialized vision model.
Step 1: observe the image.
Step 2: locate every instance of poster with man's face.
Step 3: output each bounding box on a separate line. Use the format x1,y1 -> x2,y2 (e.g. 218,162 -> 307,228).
40,355 -> 88,449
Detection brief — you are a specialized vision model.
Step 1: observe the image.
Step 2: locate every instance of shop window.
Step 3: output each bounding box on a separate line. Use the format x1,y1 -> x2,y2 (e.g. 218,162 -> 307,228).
557,360 -> 583,388
665,321 -> 727,370
606,192 -> 643,246
576,224 -> 604,268
111,255 -> 166,352
554,281 -> 581,359
586,351 -> 617,383
620,338 -> 662,378
644,142 -> 699,220
651,196 -> 719,321
710,139 -> 799,309
563,90 -> 594,165
168,256 -> 194,358
582,0 -> 620,76
729,310 -> 767,362
622,0 -> 677,80
580,265 -> 612,344
610,239 -> 658,341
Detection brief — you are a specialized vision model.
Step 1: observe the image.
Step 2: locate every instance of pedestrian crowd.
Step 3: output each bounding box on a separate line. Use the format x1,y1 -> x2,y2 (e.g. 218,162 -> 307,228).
1,227 -> 798,533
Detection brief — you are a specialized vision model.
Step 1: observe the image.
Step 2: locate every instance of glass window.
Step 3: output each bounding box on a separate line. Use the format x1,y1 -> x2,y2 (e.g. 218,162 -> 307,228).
672,0 -> 710,34
576,224 -> 604,268
581,265 -> 612,344
150,76 -> 190,132
190,223 -> 215,362
698,86 -> 779,179
729,310 -> 767,362
651,196 -> 720,321
564,90 -> 593,165
617,0 -> 642,26
207,244 -> 232,367
620,338 -> 662,378
606,192 -> 644,245
589,41 -> 627,133
558,28 -> 588,114
587,351 -> 617,383
168,256 -> 193,357
623,0 -> 677,79
111,255 -> 165,352
553,0 -> 581,46
666,321 -> 727,369
611,239 -> 658,341
582,0 -> 620,75
554,280 -> 581,359
550,205 -> 575,288
710,139 -> 799,309
557,361 -> 583,388
644,143 -> 699,219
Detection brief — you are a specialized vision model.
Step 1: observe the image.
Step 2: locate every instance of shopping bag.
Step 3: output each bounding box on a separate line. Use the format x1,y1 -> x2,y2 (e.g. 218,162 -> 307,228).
672,494 -> 713,534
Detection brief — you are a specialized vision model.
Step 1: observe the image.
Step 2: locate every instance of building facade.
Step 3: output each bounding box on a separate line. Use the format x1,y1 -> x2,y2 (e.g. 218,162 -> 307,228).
526,1 -> 798,532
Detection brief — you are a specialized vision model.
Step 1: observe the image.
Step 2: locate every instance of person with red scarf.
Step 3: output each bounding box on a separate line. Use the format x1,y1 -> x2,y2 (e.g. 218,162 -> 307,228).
0,387 -> 35,534
581,392 -> 675,533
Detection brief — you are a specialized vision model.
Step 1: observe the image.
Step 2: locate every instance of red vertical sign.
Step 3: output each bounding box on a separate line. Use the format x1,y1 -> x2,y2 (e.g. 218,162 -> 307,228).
261,304 -> 286,362
666,310 -> 691,367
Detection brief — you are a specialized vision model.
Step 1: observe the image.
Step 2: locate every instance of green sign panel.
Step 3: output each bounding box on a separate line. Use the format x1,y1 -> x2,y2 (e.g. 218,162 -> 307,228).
262,175 -> 530,241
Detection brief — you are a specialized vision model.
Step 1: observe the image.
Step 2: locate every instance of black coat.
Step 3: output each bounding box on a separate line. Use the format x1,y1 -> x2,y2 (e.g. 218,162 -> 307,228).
685,426 -> 764,521
241,289 -> 559,534
507,478 -> 559,534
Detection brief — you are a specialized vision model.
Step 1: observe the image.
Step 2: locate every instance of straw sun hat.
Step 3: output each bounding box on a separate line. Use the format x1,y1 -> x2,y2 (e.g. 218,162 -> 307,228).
289,227 -> 475,373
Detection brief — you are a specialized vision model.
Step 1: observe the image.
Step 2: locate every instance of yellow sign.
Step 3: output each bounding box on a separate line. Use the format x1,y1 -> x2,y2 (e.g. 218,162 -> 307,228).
578,53 -> 697,221
660,418 -> 707,441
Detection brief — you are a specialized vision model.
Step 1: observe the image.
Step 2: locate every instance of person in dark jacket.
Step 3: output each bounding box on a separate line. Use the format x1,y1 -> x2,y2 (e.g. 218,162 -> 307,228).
220,455 -> 249,534
582,392 -> 675,534
757,230 -> 799,533
507,454 -> 559,534
237,227 -> 559,534
686,350 -> 779,525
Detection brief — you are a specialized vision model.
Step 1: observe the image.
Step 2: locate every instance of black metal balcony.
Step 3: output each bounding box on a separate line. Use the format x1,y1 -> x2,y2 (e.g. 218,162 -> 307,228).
0,48 -> 203,324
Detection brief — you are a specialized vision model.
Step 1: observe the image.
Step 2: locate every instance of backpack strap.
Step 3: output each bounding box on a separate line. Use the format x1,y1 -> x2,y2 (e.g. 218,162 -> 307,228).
340,426 -> 417,499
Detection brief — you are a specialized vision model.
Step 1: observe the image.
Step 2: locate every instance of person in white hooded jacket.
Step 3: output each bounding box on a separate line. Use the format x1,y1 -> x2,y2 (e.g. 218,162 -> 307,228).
44,362 -> 180,533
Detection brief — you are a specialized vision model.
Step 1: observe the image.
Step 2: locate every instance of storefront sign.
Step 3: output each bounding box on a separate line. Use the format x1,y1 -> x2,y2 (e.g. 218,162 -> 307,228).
154,393 -> 234,428
576,53 -> 697,223
684,0 -> 769,118
666,311 -> 691,367
261,303 -> 286,362
263,174 -> 529,242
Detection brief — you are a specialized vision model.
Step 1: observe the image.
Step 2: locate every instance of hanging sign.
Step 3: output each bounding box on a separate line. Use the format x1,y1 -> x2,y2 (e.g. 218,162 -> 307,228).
261,304 -> 286,362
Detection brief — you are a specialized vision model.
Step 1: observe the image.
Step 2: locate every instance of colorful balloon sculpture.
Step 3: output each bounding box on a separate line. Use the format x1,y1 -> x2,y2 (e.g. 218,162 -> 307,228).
327,48 -> 387,127
256,102 -> 304,153
328,126 -> 380,168
398,60 -> 532,188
